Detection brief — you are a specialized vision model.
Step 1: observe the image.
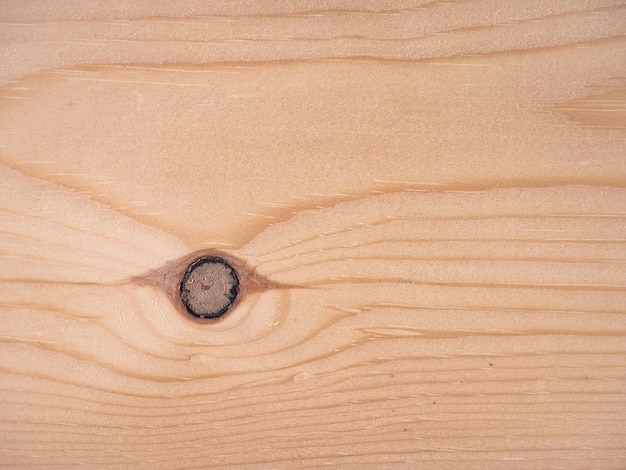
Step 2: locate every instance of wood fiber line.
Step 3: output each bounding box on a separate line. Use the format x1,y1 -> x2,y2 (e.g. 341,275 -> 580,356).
0,2 -> 624,84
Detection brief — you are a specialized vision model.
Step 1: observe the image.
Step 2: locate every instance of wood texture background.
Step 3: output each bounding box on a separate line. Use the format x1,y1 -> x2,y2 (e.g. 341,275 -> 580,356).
1,1 -> 625,468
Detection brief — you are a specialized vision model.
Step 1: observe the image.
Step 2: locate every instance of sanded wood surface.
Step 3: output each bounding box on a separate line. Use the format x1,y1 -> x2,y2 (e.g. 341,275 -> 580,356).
1,1 -> 625,469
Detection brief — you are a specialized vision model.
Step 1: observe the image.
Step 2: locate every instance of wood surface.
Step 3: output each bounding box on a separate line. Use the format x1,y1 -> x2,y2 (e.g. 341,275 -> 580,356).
1,1 -> 625,468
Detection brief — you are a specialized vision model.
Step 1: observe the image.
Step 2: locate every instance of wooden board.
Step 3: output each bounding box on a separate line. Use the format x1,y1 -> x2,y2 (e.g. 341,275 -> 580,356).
1,1 -> 625,468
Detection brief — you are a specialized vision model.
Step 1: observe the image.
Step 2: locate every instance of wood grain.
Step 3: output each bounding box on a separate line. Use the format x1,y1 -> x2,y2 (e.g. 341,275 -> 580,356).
1,1 -> 625,468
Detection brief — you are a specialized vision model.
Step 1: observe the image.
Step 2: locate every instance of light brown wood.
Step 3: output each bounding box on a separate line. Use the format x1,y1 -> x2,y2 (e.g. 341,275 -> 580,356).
1,1 -> 625,468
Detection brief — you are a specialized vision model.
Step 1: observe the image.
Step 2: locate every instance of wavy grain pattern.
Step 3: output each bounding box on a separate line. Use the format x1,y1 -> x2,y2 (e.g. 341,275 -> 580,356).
0,1 -> 625,468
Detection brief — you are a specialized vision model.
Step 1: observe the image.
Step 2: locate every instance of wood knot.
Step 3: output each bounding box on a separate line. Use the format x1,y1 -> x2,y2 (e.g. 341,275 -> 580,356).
180,256 -> 239,319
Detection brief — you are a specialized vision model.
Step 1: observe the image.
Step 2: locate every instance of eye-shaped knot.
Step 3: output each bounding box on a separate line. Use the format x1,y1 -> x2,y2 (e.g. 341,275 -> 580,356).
132,250 -> 280,322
